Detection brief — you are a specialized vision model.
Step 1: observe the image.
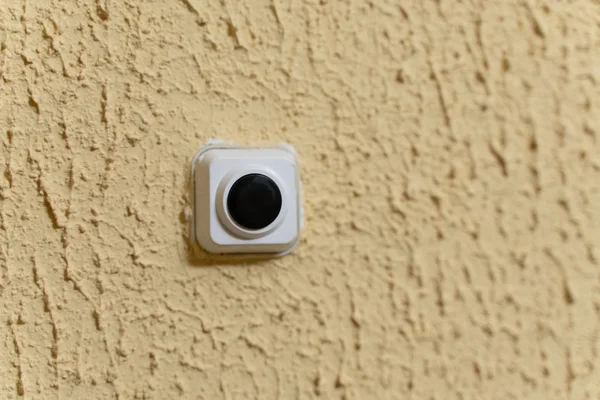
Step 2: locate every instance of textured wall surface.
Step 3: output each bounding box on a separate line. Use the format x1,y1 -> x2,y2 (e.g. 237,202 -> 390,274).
1,0 -> 600,399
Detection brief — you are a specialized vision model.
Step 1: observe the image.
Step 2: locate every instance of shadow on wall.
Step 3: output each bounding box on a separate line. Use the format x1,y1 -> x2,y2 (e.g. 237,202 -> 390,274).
184,237 -> 277,268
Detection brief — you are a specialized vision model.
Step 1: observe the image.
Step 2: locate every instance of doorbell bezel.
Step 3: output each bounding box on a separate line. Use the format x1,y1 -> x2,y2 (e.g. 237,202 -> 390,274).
215,166 -> 289,240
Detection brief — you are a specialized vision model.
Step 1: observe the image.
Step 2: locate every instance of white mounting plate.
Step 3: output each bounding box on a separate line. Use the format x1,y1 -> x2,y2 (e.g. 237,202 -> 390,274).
191,141 -> 303,256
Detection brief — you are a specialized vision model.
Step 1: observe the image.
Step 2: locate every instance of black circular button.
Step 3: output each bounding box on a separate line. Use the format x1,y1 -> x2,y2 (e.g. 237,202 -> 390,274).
227,174 -> 282,230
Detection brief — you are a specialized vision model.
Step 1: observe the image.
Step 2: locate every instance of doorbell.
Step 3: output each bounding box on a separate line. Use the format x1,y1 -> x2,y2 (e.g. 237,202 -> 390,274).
192,142 -> 303,255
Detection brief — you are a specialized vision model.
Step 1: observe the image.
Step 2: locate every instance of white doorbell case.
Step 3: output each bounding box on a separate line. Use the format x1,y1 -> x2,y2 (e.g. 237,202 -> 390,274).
192,141 -> 303,255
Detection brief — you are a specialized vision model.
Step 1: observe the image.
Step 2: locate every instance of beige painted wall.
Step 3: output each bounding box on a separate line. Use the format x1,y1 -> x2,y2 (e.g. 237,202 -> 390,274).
1,0 -> 600,399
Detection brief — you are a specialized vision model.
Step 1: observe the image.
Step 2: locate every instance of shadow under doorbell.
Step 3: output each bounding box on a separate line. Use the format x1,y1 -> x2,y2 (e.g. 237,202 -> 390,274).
192,141 -> 303,255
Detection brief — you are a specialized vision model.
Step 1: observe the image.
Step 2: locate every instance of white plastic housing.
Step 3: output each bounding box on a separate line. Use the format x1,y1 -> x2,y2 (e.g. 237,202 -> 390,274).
192,142 -> 302,255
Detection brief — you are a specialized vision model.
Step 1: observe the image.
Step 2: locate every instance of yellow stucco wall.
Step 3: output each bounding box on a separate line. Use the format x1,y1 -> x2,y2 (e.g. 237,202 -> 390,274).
1,1 -> 600,399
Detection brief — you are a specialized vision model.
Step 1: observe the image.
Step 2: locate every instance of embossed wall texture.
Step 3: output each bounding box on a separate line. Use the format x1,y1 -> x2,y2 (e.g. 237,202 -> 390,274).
1,0 -> 600,399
